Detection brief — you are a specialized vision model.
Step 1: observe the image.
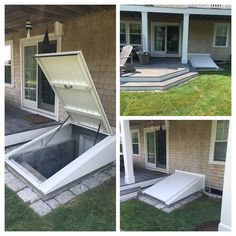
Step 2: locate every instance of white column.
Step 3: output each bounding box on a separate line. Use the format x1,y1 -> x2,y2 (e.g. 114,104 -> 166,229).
121,120 -> 135,184
141,11 -> 148,52
181,13 -> 189,64
218,123 -> 231,231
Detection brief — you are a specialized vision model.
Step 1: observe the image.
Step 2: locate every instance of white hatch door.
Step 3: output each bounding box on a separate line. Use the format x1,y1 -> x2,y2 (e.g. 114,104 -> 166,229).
35,51 -> 112,135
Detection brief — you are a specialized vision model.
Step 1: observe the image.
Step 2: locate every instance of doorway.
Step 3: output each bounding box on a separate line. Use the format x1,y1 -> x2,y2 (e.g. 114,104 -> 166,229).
145,125 -> 167,171
152,23 -> 180,56
22,37 -> 58,117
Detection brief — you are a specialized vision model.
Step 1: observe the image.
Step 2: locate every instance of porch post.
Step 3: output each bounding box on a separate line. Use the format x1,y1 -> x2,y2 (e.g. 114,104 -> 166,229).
218,123 -> 231,231
141,11 -> 148,52
120,120 -> 135,184
181,13 -> 189,64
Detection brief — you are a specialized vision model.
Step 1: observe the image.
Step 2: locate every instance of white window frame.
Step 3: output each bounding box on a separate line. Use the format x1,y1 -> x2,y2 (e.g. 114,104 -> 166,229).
20,33 -> 62,120
131,129 -> 140,156
150,22 -> 182,57
120,20 -> 142,47
5,40 -> 14,88
209,120 -> 229,165
213,23 -> 230,48
143,125 -> 169,173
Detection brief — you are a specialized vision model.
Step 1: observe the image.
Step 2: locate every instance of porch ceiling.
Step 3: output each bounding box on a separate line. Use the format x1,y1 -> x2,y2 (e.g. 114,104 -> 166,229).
5,5 -> 114,34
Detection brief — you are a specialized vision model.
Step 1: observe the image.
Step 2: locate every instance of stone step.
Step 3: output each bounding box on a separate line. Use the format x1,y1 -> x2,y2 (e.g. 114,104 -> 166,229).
20,161 -> 47,181
120,72 -> 198,91
121,67 -> 189,83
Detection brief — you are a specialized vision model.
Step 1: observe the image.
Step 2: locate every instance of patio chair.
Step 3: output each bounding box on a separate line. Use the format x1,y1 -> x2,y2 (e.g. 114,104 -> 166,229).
120,45 -> 136,73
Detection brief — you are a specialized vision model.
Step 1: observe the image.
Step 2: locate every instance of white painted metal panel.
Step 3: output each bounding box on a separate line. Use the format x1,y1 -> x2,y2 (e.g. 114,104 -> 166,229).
143,170 -> 205,205
188,53 -> 219,69
35,51 -> 112,135
5,123 -> 116,195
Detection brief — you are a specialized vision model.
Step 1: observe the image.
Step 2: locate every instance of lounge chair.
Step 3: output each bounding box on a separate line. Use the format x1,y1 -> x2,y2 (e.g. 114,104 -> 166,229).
120,45 -> 136,73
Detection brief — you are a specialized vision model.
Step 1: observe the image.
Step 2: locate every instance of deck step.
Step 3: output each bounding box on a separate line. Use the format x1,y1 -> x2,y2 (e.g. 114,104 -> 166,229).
120,72 -> 198,91
120,187 -> 140,196
121,67 -> 189,83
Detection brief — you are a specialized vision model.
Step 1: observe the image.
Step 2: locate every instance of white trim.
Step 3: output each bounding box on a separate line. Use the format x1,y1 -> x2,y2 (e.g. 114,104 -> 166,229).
212,23 -> 230,48
20,32 -> 61,121
143,125 -> 169,173
150,22 -> 181,57
209,121 -> 228,165
5,40 -> 14,88
130,129 -> 140,156
120,5 -> 231,16
5,125 -> 59,147
182,13 -> 190,64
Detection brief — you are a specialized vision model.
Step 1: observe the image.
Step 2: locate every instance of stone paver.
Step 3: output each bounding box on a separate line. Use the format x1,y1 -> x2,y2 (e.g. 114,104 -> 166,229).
83,177 -> 101,189
155,203 -> 166,209
138,195 -> 160,206
162,207 -> 175,213
55,191 -> 75,204
17,188 -> 39,203
30,200 -> 52,216
5,164 -> 115,216
5,172 -> 16,184
95,172 -> 111,183
173,203 -> 182,209
46,199 -> 60,209
70,183 -> 89,196
7,179 -> 26,192
105,166 -> 116,177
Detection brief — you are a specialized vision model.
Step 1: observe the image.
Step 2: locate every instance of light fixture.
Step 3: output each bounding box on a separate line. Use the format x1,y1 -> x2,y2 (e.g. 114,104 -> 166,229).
25,17 -> 32,38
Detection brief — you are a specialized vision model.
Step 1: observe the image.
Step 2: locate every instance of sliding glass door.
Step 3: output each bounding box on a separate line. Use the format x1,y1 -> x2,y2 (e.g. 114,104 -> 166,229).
22,39 -> 57,115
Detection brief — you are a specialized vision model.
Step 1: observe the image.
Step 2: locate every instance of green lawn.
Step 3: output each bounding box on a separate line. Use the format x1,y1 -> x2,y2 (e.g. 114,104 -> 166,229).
5,178 -> 116,231
120,64 -> 231,116
120,195 -> 221,231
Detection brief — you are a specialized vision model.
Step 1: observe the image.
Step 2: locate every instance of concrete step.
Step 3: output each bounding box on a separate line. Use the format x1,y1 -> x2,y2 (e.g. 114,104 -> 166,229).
120,72 -> 198,91
21,161 -> 47,181
121,67 -> 189,83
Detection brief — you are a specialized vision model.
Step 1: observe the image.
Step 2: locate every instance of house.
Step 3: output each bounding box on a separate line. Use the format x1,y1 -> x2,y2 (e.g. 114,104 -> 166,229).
120,120 -> 231,230
5,5 -> 116,127
120,4 -> 231,64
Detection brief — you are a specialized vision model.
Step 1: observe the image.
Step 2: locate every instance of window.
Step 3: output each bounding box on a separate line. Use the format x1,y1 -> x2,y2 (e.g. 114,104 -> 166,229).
210,120 -> 229,164
120,23 -> 126,44
120,21 -> 141,46
213,23 -> 229,47
129,23 -> 141,45
131,130 -> 140,155
5,41 -> 14,87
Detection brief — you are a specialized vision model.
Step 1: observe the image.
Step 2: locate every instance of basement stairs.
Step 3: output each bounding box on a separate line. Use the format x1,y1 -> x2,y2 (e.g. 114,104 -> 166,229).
120,68 -> 198,91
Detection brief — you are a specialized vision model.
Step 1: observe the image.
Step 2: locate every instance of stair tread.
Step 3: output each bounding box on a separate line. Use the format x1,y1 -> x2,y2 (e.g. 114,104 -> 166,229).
21,161 -> 47,181
121,72 -> 198,87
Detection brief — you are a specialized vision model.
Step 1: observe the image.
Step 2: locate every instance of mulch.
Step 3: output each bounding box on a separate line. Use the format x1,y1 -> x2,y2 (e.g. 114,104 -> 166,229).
195,220 -> 220,231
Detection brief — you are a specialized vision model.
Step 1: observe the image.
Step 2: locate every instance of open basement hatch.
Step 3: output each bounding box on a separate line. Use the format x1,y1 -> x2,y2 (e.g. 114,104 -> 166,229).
5,51 -> 115,196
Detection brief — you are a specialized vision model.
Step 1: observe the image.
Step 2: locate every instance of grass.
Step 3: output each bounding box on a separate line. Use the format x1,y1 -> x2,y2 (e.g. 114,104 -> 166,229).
120,63 -> 231,116
5,178 -> 116,231
120,195 -> 221,231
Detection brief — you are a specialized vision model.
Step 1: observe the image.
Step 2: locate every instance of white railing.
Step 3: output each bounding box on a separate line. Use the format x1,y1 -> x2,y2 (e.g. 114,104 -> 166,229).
188,4 -> 231,9
153,4 -> 231,9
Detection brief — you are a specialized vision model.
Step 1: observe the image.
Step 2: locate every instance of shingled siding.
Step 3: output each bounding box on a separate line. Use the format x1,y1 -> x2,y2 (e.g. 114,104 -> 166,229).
188,20 -> 231,61
168,120 -> 225,190
5,8 -> 116,127
130,120 -> 225,190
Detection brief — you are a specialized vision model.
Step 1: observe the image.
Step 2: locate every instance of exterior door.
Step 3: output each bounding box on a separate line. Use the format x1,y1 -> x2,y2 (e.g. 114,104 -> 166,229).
145,126 -> 167,170
22,39 -> 57,114
23,44 -> 38,110
152,23 -> 180,55
167,26 -> 179,54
